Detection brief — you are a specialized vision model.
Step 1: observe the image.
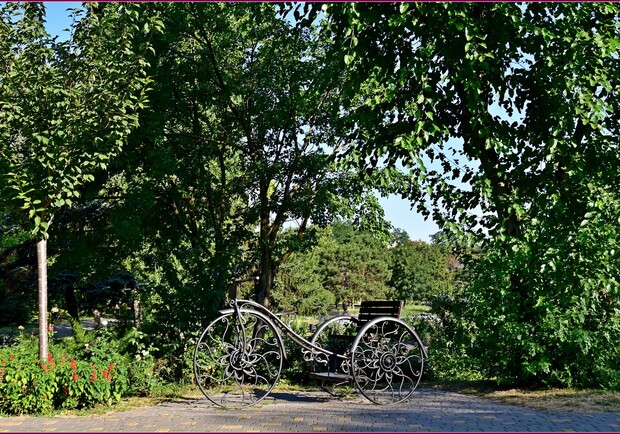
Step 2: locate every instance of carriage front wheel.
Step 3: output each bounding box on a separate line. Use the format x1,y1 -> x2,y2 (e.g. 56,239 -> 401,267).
194,309 -> 284,408
350,317 -> 425,405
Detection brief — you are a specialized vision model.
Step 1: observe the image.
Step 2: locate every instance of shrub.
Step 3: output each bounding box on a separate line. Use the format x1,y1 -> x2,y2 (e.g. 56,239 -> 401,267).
0,336 -> 129,415
279,318 -> 316,385
0,323 -> 173,415
428,232 -> 620,390
0,293 -> 31,327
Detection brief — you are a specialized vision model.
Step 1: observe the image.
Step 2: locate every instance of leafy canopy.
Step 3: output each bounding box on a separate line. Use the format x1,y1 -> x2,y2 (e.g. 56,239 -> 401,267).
0,2 -> 159,238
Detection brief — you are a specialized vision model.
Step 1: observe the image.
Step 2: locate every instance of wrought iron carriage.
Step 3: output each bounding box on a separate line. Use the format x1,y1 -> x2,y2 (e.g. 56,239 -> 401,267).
193,277 -> 427,408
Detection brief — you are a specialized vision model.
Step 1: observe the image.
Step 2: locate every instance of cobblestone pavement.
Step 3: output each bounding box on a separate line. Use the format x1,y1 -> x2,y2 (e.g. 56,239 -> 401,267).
1,388 -> 619,432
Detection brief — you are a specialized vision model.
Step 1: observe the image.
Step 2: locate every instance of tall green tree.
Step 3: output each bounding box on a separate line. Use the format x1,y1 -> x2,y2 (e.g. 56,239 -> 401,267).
389,240 -> 454,303
273,222 -> 392,314
319,222 -> 392,306
305,3 -> 620,387
272,227 -> 336,316
0,3 -> 158,358
102,3 -> 387,315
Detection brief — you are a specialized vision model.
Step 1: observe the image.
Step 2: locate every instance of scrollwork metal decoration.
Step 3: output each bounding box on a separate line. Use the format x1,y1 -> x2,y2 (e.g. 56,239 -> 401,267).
194,309 -> 284,408
194,284 -> 426,407
350,318 -> 425,405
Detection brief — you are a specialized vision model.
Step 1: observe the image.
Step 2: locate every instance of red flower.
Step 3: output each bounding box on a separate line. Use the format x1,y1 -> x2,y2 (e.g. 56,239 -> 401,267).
108,362 -> 114,372
9,355 -> 14,361
103,368 -> 110,381
70,358 -> 77,371
90,368 -> 97,383
41,362 -> 48,373
72,372 -> 78,382
63,386 -> 69,395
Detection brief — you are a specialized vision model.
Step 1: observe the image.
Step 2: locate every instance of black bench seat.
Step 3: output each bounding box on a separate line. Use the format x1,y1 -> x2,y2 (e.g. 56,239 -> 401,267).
310,300 -> 404,383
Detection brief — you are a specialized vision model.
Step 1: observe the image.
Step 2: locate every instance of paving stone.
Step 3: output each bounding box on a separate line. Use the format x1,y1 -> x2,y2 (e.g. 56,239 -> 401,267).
0,388 -> 619,432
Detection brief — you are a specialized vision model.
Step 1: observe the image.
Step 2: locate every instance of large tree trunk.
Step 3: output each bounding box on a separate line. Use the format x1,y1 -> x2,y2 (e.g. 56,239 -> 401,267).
256,247 -> 274,309
64,283 -> 79,320
37,238 -> 48,360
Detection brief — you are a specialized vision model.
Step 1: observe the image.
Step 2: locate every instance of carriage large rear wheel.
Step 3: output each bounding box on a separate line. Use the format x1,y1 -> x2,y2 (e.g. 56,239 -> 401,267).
194,309 -> 284,408
350,317 -> 425,405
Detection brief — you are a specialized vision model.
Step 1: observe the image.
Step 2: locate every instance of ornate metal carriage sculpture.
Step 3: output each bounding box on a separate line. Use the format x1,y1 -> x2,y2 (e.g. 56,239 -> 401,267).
193,277 -> 427,408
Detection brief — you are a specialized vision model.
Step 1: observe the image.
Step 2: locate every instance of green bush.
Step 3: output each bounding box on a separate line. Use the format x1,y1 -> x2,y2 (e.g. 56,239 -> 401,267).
118,327 -> 160,396
280,318 -> 316,385
0,336 -> 128,415
0,293 -> 31,327
429,228 -> 620,390
0,324 -> 171,415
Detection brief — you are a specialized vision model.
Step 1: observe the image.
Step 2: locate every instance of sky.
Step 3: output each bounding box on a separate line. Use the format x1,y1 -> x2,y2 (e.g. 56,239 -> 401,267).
43,2 -> 441,242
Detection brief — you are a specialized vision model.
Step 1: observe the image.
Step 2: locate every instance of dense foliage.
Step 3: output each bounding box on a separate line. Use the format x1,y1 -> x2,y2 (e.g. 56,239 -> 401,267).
273,222 -> 455,314
389,239 -> 456,303
0,2 -> 160,358
42,3 -> 399,377
313,2 -> 620,388
0,326 -> 158,415
1,3 -> 619,408
274,224 -> 387,314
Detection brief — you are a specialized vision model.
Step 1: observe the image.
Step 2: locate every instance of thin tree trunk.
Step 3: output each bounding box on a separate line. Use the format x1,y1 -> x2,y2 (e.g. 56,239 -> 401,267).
37,238 -> 48,361
133,296 -> 141,330
65,282 -> 79,320
256,248 -> 273,309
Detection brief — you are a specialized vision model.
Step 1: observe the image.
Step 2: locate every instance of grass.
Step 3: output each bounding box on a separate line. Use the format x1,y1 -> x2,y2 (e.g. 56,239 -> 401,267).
402,302 -> 431,316
425,380 -> 620,413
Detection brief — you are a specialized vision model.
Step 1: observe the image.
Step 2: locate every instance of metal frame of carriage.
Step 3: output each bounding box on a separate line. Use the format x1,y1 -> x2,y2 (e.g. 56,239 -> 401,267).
193,277 -> 427,408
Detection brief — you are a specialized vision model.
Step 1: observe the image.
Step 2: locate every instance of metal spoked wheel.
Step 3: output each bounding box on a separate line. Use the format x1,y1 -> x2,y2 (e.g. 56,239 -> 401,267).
194,309 -> 284,408
309,316 -> 358,397
350,317 -> 425,405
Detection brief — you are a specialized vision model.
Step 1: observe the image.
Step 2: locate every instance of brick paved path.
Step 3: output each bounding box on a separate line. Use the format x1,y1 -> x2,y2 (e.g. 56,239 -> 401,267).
1,388 -> 619,432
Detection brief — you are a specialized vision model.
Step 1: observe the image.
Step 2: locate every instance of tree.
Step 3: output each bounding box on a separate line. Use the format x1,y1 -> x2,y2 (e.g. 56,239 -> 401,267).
273,222 -> 392,313
389,240 -> 454,303
101,3 -> 388,316
305,3 -> 620,387
272,227 -> 335,316
0,3 -> 158,358
319,222 -> 392,306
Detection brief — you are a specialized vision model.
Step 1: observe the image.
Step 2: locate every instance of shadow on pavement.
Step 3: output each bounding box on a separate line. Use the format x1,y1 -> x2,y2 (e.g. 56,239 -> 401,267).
264,391 -> 333,403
